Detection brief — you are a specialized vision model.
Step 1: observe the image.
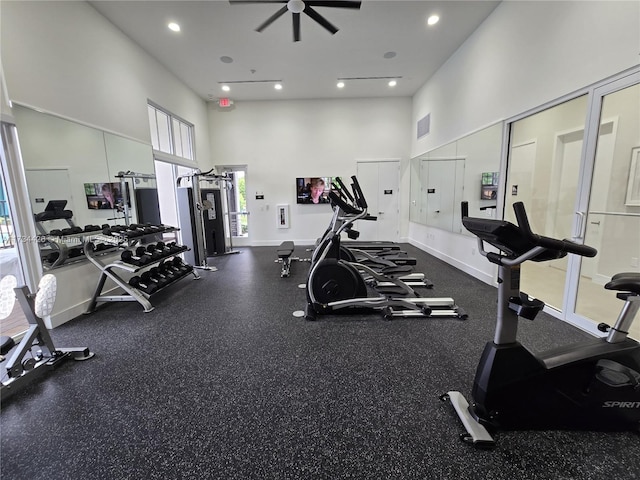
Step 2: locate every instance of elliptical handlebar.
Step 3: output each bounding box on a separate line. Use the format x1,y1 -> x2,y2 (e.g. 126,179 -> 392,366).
328,190 -> 362,215
350,175 -> 368,209
333,176 -> 355,203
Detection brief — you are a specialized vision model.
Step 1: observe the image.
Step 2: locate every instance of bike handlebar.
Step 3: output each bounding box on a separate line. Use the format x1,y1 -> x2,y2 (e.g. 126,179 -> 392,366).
461,201 -> 597,259
511,202 -> 597,257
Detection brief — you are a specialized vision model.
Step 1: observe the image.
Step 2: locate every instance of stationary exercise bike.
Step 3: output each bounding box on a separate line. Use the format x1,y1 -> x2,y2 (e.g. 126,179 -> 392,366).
442,201 -> 640,447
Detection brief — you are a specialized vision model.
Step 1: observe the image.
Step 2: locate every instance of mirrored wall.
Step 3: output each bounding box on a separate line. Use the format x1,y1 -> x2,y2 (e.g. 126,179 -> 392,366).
410,122 -> 503,235
12,104 -> 157,270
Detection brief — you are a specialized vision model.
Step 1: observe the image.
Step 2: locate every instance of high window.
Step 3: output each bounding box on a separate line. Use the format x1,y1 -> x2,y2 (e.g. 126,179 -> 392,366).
147,103 -> 195,161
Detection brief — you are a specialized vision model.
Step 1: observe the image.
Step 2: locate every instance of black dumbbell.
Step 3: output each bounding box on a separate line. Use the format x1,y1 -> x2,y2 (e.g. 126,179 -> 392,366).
144,244 -> 164,260
172,257 -> 192,274
68,247 -> 84,258
46,251 -> 60,264
128,276 -> 158,294
158,260 -> 181,278
141,271 -> 166,288
165,242 -> 183,253
83,224 -> 100,232
121,249 -> 151,266
49,229 -> 62,236
152,265 -> 175,283
136,246 -> 155,261
148,242 -> 168,256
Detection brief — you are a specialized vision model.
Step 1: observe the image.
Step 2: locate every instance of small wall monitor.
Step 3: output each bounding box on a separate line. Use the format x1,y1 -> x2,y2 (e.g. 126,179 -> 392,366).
296,177 -> 332,204
84,182 -> 130,210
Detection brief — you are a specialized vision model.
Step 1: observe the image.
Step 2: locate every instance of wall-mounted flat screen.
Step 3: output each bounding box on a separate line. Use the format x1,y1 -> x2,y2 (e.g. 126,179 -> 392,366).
296,177 -> 332,204
84,182 -> 130,210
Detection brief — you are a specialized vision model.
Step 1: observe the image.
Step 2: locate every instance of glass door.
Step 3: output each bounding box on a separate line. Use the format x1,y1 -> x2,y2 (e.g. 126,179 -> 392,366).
216,165 -> 249,247
569,78 -> 640,339
505,69 -> 640,339
505,94 -> 589,313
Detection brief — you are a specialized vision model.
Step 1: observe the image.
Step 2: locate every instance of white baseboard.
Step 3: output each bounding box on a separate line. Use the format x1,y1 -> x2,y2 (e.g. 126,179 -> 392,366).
408,238 -> 495,286
47,286 -> 123,328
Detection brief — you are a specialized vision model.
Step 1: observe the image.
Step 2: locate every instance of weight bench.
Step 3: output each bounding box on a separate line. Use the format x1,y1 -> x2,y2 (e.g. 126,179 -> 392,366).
277,241 -> 296,277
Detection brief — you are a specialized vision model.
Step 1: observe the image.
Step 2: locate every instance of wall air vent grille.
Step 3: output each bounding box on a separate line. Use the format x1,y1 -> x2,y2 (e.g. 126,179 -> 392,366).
417,113 -> 430,139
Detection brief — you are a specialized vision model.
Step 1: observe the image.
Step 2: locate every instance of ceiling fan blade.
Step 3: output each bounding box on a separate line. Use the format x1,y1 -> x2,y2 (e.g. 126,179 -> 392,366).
229,1 -> 287,4
255,5 -> 289,32
306,1 -> 362,9
293,12 -> 301,42
304,5 -> 338,35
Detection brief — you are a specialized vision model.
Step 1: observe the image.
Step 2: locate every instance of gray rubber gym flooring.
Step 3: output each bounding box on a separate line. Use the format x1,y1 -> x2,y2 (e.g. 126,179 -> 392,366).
1,245 -> 639,479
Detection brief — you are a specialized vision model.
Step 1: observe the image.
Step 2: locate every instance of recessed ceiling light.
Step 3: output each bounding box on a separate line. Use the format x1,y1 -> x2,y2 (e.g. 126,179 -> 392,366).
337,81 -> 345,89
274,83 -> 283,90
220,56 -> 234,64
383,51 -> 397,59
388,80 -> 397,87
168,22 -> 181,32
427,15 -> 439,26
222,85 -> 230,92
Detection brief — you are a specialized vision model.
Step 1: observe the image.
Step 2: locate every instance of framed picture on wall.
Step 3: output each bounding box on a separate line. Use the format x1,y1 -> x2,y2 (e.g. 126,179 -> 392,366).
277,204 -> 290,229
625,146 -> 640,206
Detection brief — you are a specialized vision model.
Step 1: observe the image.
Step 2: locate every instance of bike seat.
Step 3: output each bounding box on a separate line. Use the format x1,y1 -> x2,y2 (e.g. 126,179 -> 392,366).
605,273 -> 640,295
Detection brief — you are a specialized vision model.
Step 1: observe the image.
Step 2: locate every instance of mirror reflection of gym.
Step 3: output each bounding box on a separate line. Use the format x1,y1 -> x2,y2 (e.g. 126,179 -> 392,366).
12,104 -> 159,270
409,122 -> 503,235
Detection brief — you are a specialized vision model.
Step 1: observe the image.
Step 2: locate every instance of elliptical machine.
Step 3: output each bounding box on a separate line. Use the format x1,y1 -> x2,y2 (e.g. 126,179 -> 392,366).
305,176 -> 466,321
442,201 -> 640,447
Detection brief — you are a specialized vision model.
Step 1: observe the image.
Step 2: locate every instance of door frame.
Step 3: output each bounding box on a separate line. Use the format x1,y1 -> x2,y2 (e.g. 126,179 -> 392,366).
504,67 -> 639,335
563,69 -> 640,334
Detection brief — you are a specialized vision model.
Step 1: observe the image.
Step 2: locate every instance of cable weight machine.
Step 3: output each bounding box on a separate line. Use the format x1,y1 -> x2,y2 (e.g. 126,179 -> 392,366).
115,170 -> 158,226
176,169 -> 240,271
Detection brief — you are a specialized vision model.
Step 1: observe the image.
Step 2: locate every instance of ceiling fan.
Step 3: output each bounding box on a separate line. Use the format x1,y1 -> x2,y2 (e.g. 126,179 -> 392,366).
229,0 -> 362,42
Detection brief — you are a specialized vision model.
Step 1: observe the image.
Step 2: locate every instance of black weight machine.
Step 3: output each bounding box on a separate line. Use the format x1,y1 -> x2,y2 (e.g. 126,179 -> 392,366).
442,201 -> 640,447
0,274 -> 94,402
176,169 -> 240,271
114,170 -> 161,226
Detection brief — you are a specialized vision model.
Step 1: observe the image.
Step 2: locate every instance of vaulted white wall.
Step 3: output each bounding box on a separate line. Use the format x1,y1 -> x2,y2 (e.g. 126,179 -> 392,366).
409,0 -> 640,283
208,97 -> 412,245
1,0 -> 210,160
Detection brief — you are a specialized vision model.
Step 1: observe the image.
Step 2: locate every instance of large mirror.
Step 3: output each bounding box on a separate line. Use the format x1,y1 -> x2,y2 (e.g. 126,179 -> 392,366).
410,122 -> 503,234
12,104 -> 157,269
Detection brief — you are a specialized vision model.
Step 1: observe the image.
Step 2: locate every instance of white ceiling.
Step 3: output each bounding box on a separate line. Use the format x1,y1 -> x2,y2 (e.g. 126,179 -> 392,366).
90,0 -> 500,102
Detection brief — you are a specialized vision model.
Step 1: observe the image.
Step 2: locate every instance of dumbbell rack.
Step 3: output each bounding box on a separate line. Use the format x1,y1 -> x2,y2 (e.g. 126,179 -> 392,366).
83,228 -> 200,313
40,228 -> 118,270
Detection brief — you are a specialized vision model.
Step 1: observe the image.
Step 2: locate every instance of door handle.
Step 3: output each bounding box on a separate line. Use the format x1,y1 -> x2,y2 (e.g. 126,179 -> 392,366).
574,211 -> 585,239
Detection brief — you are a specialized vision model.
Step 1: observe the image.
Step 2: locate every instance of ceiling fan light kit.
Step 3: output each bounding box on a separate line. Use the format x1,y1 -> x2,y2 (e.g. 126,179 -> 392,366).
229,0 -> 362,42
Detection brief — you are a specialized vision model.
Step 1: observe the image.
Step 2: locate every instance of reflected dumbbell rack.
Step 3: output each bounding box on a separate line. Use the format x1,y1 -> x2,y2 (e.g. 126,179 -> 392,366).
83,224 -> 200,313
